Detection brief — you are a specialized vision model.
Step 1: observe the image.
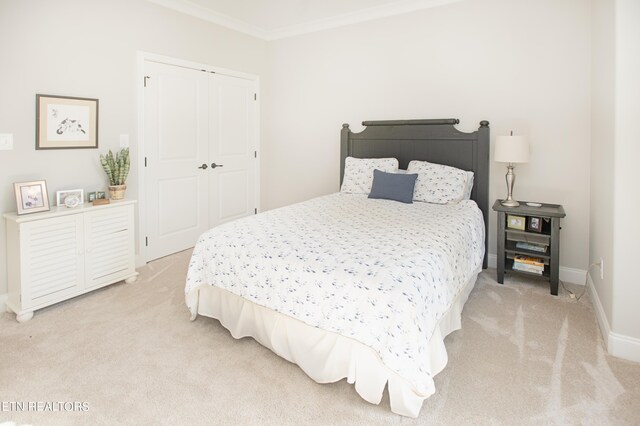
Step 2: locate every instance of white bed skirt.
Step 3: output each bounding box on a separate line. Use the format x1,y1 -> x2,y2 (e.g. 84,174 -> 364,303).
186,271 -> 479,418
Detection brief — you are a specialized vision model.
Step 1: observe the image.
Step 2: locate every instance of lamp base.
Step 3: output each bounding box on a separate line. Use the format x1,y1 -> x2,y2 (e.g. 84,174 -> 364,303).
502,164 -> 520,208
500,199 -> 520,207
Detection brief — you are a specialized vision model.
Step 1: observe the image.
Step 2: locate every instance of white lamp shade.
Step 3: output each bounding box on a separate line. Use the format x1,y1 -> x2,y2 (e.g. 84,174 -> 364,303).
494,135 -> 530,163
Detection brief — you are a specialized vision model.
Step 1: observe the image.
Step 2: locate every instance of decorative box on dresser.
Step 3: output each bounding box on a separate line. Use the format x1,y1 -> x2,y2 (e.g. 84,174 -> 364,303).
4,200 -> 138,322
492,200 -> 566,296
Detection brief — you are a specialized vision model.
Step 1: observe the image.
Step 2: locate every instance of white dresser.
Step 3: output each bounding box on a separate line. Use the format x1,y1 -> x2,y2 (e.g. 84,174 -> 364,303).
3,200 -> 138,322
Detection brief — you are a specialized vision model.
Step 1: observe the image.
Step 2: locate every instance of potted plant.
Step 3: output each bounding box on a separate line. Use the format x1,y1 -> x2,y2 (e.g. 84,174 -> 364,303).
100,148 -> 130,200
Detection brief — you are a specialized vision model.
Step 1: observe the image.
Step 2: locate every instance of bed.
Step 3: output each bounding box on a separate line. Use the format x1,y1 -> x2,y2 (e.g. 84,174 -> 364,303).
185,119 -> 490,418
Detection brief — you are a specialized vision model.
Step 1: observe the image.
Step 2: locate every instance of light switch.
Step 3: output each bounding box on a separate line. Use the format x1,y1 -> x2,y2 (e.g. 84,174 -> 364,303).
119,134 -> 130,148
0,133 -> 13,150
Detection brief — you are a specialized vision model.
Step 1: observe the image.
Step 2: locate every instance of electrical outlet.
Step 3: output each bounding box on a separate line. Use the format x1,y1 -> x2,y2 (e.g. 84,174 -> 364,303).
599,257 -> 604,280
0,133 -> 14,150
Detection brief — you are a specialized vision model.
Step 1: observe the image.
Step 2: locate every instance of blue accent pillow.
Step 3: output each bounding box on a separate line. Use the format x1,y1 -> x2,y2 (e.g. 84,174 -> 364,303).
368,169 -> 418,204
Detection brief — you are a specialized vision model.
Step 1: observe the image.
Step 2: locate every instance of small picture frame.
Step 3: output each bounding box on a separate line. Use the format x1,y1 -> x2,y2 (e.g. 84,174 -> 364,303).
87,192 -> 97,202
36,94 -> 99,149
507,214 -> 526,231
14,180 -> 50,215
97,191 -> 106,200
527,216 -> 543,233
56,189 -> 84,207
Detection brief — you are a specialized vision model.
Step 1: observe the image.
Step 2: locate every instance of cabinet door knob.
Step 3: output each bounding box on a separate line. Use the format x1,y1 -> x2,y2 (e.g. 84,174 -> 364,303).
211,163 -> 224,169
198,163 -> 208,170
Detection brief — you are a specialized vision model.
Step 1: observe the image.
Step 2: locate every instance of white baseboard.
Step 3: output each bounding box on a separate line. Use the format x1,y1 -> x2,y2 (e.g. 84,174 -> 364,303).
0,293 -> 7,314
587,274 -> 611,343
487,254 -> 586,285
608,331 -> 640,362
557,266 -> 587,286
587,274 -> 640,363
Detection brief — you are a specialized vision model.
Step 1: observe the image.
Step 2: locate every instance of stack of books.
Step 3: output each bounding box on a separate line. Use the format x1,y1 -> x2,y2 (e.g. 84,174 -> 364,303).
515,241 -> 547,253
512,255 -> 545,275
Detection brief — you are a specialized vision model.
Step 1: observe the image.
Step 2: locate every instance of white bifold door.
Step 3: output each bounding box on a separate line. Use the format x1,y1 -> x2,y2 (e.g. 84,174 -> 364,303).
144,60 -> 258,262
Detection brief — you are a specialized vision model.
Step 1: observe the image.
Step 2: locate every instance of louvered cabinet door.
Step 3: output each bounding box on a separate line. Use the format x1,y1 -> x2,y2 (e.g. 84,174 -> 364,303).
21,215 -> 85,308
84,203 -> 135,290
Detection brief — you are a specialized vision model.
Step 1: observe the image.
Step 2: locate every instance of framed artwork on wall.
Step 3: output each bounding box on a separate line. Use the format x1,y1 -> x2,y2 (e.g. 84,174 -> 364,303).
36,94 -> 99,149
14,180 -> 50,215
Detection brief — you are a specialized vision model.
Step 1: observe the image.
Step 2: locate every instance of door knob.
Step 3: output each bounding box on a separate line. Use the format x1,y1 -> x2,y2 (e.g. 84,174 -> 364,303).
211,163 -> 224,169
198,163 -> 208,169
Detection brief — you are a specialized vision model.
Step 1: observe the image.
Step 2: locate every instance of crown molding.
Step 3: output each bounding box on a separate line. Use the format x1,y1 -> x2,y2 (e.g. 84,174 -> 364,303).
267,0 -> 463,40
147,0 -> 269,39
147,0 -> 463,41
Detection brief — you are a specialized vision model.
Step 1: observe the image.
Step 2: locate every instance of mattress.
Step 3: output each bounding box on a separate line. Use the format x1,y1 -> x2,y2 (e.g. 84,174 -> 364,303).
185,193 -> 485,416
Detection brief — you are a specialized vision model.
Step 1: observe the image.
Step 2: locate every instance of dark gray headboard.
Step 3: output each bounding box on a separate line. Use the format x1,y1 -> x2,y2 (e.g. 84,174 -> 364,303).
340,119 -> 490,269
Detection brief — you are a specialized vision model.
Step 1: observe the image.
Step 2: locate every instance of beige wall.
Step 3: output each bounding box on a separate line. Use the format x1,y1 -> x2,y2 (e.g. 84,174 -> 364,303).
0,0 -> 267,296
263,0 -> 592,272
611,0 -> 640,341
590,0 -> 616,336
590,0 -> 640,358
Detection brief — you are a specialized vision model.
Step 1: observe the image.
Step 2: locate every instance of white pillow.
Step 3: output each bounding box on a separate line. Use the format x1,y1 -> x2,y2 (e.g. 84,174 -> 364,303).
463,171 -> 474,200
341,157 -> 399,194
406,160 -> 469,204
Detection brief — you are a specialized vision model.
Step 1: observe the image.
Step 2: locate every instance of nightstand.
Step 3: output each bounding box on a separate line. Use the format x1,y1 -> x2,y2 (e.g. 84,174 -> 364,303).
492,200 -> 566,295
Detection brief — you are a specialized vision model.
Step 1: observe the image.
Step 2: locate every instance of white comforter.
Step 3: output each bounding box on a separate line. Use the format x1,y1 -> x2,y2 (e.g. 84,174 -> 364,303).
186,193 -> 484,395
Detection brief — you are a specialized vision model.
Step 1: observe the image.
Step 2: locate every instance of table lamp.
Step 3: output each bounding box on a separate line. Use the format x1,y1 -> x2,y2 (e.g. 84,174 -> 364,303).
495,132 -> 529,207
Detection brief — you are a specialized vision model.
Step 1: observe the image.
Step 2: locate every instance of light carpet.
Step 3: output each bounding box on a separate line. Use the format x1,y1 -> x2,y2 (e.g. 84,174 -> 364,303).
1,249 -> 639,425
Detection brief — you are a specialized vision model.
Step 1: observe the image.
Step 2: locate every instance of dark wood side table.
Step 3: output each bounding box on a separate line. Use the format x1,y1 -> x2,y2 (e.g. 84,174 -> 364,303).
492,200 -> 566,295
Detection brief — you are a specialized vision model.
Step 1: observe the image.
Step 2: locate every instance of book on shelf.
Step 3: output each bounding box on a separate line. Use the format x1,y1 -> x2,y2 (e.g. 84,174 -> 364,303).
515,241 -> 547,253
512,254 -> 545,275
514,255 -> 545,267
512,262 -> 544,275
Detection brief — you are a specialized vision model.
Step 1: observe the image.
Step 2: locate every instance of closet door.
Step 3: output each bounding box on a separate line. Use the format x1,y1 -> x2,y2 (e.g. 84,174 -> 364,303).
208,73 -> 258,227
143,58 -> 259,263
144,61 -> 210,261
